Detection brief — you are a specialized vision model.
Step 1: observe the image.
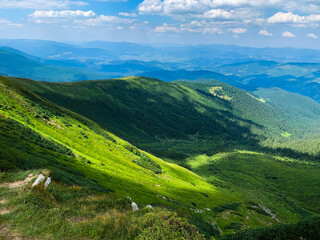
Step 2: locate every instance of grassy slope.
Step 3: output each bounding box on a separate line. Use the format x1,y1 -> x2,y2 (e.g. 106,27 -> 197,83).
184,80 -> 320,141
9,76 -> 264,158
0,171 -> 208,240
0,75 -> 226,209
253,87 -> 320,155
2,75 -> 320,238
186,151 -> 320,234
11,76 -> 320,159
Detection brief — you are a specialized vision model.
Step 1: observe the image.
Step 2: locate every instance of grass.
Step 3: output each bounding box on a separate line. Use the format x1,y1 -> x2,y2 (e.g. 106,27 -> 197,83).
2,75 -> 320,238
185,151 -> 320,227
0,76 -> 232,208
0,176 -> 207,240
0,75 -> 235,238
11,76 -> 320,162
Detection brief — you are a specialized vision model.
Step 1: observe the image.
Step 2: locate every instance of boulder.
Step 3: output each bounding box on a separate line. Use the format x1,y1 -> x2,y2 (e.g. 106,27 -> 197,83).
132,202 -> 139,212
32,174 -> 45,187
44,177 -> 51,189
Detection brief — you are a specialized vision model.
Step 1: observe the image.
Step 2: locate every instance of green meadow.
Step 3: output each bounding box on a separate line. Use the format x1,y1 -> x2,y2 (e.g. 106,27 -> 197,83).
1,75 -> 320,239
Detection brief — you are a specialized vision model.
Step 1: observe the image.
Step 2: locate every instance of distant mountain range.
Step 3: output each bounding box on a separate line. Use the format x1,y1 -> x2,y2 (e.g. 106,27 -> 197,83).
211,60 -> 320,102
0,46 -> 115,81
2,39 -> 320,238
1,39 -> 320,104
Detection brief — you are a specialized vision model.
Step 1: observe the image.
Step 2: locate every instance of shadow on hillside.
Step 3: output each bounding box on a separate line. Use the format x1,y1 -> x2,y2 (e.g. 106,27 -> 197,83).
10,77 -> 320,165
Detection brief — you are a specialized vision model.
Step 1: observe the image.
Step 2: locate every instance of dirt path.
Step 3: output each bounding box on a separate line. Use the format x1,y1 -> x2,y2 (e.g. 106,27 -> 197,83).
0,173 -> 35,188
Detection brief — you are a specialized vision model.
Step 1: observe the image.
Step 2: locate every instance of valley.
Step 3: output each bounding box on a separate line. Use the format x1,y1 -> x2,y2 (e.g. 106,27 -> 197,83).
1,71 -> 320,239
1,41 -> 320,240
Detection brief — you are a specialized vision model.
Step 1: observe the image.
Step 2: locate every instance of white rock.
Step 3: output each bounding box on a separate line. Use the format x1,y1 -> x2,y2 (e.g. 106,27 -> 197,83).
32,174 -> 45,187
157,195 -> 168,200
132,202 -> 139,212
146,205 -> 153,209
194,209 -> 204,213
44,177 -> 52,189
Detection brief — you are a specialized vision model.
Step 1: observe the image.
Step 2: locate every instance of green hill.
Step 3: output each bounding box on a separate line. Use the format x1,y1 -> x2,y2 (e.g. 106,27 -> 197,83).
2,75 -> 320,239
11,76 -> 320,159
0,75 -> 222,206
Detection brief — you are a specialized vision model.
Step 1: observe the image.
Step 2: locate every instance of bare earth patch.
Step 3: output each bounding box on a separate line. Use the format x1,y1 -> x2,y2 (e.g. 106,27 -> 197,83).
0,173 -> 35,188
0,224 -> 25,240
67,217 -> 88,223
0,208 -> 11,215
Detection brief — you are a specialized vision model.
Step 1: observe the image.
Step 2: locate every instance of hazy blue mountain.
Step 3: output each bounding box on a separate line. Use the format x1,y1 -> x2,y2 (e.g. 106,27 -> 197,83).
139,70 -> 239,86
0,39 -> 113,60
81,41 -> 155,57
213,61 -> 279,78
210,60 -> 320,102
3,39 -> 320,67
0,47 -> 115,81
99,60 -> 176,74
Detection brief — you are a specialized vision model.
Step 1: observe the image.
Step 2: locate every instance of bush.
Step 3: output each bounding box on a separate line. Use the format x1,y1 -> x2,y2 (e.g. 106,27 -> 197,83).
137,211 -> 206,240
213,203 -> 240,213
17,187 -> 57,209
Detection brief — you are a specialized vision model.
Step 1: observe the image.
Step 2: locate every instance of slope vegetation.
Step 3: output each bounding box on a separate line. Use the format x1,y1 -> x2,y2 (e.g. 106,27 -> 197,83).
0,75 -> 224,209
2,75 -> 320,239
11,76 -> 320,160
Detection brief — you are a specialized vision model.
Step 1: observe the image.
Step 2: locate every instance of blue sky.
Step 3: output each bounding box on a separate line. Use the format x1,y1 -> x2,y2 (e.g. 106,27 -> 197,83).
0,0 -> 320,48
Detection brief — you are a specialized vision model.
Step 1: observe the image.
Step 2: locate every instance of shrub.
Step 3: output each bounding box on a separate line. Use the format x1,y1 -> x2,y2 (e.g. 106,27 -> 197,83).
137,211 -> 206,240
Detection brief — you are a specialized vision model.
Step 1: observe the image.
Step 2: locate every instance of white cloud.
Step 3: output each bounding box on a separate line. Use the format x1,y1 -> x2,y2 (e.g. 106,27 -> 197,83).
119,12 -> 137,17
202,27 -> 223,34
29,9 -> 134,27
229,27 -> 247,34
268,12 -> 304,23
202,9 -> 233,19
268,12 -> 320,26
138,0 -> 280,16
137,0 -> 320,34
282,31 -> 295,37
307,33 -> 318,39
155,23 -> 179,32
282,1 -> 320,14
259,29 -> 272,36
97,0 -> 127,2
30,10 -> 95,18
0,0 -> 87,9
0,18 -> 23,27
74,15 -> 134,27
155,21 -> 223,34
